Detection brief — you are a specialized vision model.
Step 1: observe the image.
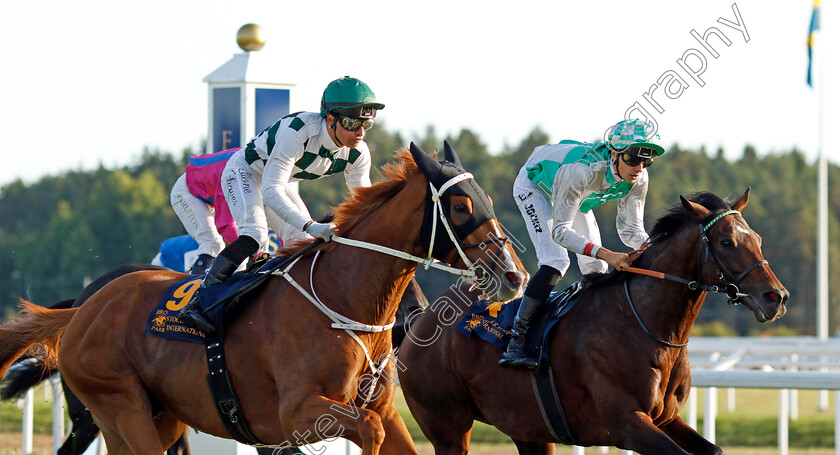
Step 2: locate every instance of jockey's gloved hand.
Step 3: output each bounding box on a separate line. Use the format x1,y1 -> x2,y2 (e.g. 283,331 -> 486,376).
305,221 -> 337,242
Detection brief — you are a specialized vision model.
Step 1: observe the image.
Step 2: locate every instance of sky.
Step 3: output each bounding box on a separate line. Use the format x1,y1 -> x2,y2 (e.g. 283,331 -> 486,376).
0,0 -> 835,187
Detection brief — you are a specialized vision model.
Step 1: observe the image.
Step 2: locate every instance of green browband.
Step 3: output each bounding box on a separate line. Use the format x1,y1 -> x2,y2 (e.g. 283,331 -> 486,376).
704,210 -> 740,231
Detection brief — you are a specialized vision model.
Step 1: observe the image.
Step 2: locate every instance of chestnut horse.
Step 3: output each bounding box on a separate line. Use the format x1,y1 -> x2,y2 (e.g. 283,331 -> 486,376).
1,264 -> 306,455
399,189 -> 788,455
0,143 -> 526,455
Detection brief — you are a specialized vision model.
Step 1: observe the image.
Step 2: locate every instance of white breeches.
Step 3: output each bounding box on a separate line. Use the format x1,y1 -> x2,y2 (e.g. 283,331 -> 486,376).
170,174 -> 225,257
512,170 -> 607,276
221,152 -> 311,251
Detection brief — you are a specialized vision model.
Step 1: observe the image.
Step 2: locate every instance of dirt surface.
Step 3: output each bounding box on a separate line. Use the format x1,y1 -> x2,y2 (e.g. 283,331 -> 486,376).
0,433 -> 53,455
1,435 -> 836,455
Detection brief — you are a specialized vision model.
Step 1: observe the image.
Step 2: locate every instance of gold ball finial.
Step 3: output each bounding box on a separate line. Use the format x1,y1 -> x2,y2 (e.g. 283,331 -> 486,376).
237,24 -> 265,52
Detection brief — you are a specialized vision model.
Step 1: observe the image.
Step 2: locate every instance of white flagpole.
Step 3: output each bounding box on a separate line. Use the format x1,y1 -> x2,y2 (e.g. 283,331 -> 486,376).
816,1 -> 828,341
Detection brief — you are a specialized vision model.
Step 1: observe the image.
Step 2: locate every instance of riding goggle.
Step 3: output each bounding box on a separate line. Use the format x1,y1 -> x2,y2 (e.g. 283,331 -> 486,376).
620,149 -> 655,168
335,114 -> 374,132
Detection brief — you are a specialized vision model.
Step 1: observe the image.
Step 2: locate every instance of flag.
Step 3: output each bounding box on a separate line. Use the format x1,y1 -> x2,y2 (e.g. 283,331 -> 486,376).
807,0 -> 821,87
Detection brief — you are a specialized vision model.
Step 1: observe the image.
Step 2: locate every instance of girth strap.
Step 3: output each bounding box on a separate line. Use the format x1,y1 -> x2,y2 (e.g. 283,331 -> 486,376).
204,333 -> 264,445
530,362 -> 580,445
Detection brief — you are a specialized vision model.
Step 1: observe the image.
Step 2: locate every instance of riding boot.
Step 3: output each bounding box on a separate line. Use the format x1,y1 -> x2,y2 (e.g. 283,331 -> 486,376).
177,255 -> 239,335
498,295 -> 543,369
189,253 -> 215,275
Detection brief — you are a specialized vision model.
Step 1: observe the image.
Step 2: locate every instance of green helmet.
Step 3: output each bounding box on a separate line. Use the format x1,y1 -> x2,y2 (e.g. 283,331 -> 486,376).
605,119 -> 665,156
320,76 -> 385,119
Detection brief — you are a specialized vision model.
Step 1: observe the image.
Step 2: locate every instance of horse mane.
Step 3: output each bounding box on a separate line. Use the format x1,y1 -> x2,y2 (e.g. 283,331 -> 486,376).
647,191 -> 731,244
279,148 -> 423,256
581,191 -> 732,290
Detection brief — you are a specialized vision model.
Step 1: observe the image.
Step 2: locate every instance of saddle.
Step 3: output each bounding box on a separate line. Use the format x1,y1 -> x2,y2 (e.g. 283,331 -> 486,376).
530,281 -> 584,446
144,253 -> 300,446
456,281 -> 585,445
456,280 -> 583,355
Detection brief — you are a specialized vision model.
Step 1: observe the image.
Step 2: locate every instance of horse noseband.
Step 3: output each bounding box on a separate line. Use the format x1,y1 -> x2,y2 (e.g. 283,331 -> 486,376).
699,214 -> 769,305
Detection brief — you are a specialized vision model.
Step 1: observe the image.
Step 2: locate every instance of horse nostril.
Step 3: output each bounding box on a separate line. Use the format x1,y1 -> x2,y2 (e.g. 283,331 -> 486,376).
765,290 -> 782,304
505,271 -> 522,288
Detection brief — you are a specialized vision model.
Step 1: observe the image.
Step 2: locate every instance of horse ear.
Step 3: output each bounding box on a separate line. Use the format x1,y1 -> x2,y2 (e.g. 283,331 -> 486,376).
680,195 -> 711,219
410,141 -> 442,178
732,187 -> 750,212
442,141 -> 463,168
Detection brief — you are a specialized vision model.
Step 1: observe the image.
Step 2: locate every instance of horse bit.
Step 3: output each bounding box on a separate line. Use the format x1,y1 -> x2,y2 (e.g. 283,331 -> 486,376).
267,170 -> 510,404
622,209 -> 768,348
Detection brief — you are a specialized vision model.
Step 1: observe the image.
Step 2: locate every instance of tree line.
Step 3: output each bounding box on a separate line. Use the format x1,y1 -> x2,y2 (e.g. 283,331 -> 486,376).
1,123 -> 837,336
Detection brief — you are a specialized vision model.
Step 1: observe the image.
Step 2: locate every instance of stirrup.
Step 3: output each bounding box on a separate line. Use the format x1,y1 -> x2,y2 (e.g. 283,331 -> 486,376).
178,302 -> 217,335
498,351 -> 538,369
499,337 -> 537,369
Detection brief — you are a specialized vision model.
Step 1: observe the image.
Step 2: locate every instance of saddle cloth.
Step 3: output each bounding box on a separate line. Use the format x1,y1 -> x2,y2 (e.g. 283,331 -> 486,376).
144,256 -> 291,342
456,281 -> 584,357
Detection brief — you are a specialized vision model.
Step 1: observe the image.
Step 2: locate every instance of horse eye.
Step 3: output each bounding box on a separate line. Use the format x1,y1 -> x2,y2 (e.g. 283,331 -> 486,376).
454,203 -> 469,213
721,239 -> 735,247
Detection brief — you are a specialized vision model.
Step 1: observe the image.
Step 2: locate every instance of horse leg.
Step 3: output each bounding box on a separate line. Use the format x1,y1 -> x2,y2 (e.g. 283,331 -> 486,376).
372,403 -> 418,455
154,411 -> 187,455
400,383 -> 473,455
408,405 -> 472,455
611,413 -> 691,455
166,428 -> 190,455
291,396 -> 390,455
512,439 -> 554,455
60,382 -> 101,455
255,447 -> 303,455
660,417 -> 723,455
80,386 -> 165,454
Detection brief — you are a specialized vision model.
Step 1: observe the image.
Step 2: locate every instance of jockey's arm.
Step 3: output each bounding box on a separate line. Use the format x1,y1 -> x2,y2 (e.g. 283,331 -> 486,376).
343,143 -> 372,190
261,140 -> 312,232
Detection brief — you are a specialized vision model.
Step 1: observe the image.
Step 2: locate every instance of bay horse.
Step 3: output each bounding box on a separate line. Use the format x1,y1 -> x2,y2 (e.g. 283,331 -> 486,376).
0,143 -> 526,455
398,189 -> 788,455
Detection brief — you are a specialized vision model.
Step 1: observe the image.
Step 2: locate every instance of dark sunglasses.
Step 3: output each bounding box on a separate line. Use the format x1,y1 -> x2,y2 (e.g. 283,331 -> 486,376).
620,151 -> 654,168
335,114 -> 374,132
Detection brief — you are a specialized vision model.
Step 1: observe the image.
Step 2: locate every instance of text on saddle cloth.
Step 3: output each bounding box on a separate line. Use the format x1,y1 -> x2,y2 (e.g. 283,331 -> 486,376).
145,269 -> 271,343
457,282 -> 583,356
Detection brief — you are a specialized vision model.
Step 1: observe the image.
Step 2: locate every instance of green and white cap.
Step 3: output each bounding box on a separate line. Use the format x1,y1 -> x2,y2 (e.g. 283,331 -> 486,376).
320,76 -> 385,119
604,119 -> 665,155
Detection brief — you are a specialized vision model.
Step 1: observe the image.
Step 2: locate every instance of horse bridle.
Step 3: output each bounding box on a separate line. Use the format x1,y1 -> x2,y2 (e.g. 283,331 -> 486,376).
622,209 -> 769,348
331,170 -> 510,286
697,210 -> 768,305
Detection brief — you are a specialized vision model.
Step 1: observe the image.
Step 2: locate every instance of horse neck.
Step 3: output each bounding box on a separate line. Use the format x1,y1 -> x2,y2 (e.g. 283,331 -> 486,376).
632,224 -> 707,344
315,176 -> 428,326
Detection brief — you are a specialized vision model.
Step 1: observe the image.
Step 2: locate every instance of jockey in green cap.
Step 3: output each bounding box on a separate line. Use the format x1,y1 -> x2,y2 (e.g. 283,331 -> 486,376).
178,76 -> 384,335
500,119 -> 664,369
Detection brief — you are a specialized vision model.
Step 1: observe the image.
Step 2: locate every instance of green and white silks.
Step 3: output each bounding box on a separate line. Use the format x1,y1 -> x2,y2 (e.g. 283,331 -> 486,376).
526,140 -> 633,213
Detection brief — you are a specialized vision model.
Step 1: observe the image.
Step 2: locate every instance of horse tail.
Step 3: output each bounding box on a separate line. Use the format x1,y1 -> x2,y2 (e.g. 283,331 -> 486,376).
0,300 -> 77,382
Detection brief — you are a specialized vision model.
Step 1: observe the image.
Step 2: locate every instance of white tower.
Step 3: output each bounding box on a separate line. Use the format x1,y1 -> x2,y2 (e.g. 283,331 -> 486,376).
203,24 -> 295,153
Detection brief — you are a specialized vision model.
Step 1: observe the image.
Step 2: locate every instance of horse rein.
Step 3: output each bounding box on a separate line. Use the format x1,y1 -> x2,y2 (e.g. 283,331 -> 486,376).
331,171 -> 507,284
621,209 -> 768,348
265,171 -> 499,405
698,211 -> 768,304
